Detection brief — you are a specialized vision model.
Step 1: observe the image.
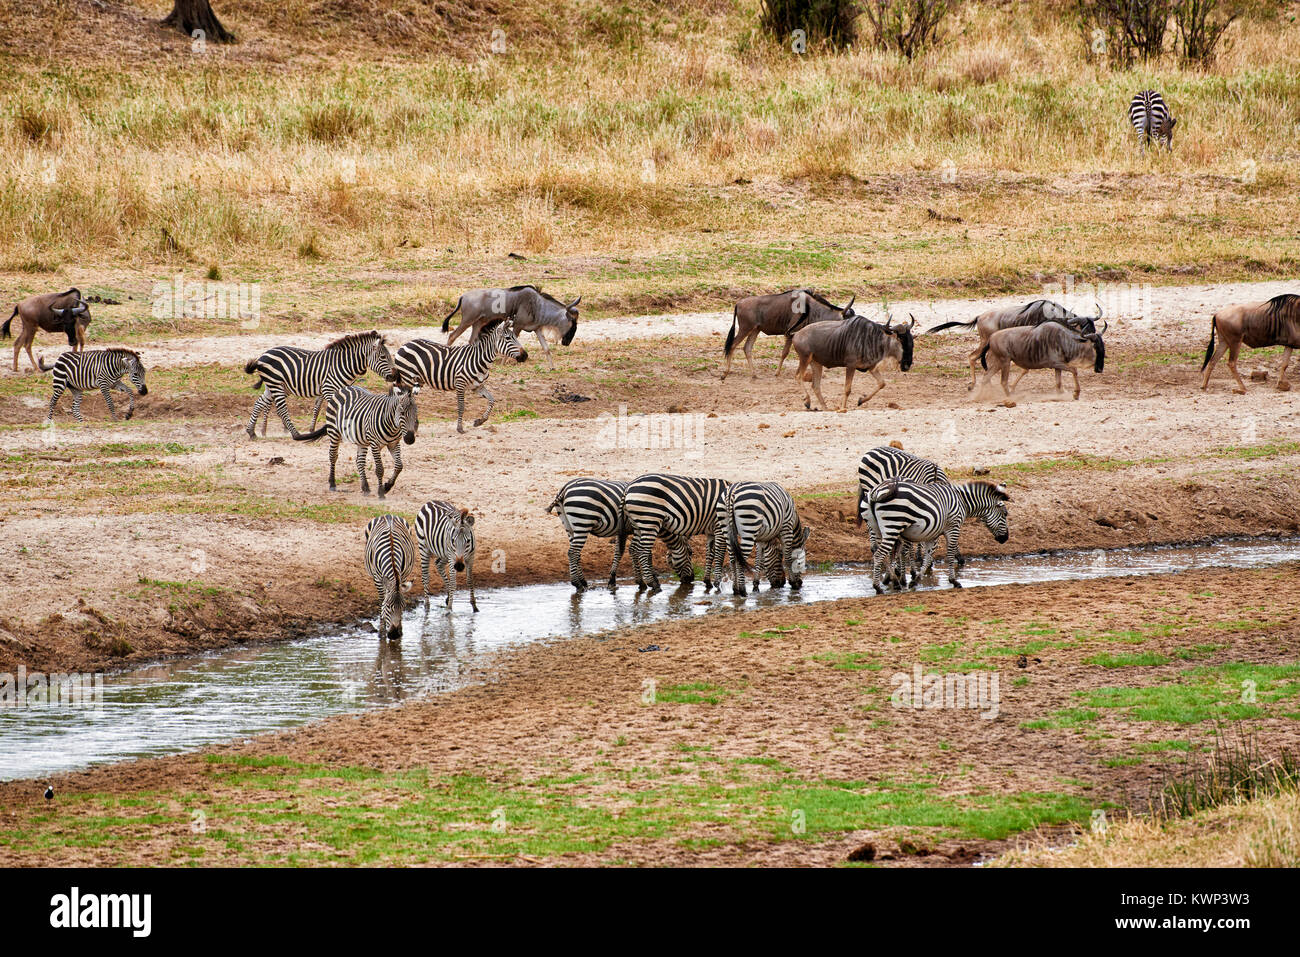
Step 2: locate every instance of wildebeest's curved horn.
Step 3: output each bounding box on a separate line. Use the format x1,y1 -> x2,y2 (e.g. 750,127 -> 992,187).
907,313 -> 916,331
72,302 -> 88,315
568,296 -> 581,309
1094,302 -> 1103,319
884,314 -> 893,331
844,295 -> 855,312
51,307 -> 65,316
1098,320 -> 1108,336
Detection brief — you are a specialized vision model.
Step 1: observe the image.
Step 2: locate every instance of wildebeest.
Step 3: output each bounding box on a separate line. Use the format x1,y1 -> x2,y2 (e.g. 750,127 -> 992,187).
792,314 -> 915,411
1200,294 -> 1300,394
978,319 -> 1107,400
3,289 -> 92,372
927,300 -> 1101,390
722,289 -> 856,380
442,285 -> 579,369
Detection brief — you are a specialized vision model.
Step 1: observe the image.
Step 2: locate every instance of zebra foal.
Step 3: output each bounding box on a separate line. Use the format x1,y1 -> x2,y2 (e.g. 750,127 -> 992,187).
865,480 -> 1010,593
244,330 -> 396,439
41,348 -> 148,424
364,515 -> 416,642
547,478 -> 630,590
393,319 -> 527,433
415,500 -> 479,612
295,385 -> 419,498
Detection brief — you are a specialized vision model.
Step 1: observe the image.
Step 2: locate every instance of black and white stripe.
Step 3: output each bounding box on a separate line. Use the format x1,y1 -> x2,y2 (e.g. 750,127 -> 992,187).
392,319 -> 527,433
294,385 -> 419,498
244,330 -> 395,438
547,478 -> 630,590
1129,90 -> 1176,152
415,500 -> 478,611
865,480 -> 1010,593
719,481 -> 811,596
364,514 -> 416,642
624,474 -> 730,593
857,445 -> 951,587
40,348 -> 148,423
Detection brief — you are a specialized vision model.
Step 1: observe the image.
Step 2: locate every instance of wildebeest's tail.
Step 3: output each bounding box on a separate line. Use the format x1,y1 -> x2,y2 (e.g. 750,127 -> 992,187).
728,506 -> 748,573
1200,317 -> 1217,372
978,343 -> 991,370
1,308 -> 14,339
561,318 -> 577,346
723,307 -> 738,357
925,318 -> 977,335
441,297 -> 463,334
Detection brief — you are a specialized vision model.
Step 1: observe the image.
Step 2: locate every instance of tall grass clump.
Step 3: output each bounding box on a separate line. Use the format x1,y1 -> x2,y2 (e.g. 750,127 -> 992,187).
1153,723 -> 1300,820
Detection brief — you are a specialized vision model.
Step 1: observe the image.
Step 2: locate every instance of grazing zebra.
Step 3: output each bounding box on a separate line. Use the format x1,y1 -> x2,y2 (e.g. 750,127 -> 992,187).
363,515 -> 416,641
1129,90 -> 1177,153
294,385 -> 419,498
243,330 -> 396,439
40,348 -> 148,424
415,500 -> 479,612
865,480 -> 1010,593
392,319 -> 528,433
718,481 -> 811,596
547,478 -> 631,590
624,474 -> 730,593
857,445 -> 951,588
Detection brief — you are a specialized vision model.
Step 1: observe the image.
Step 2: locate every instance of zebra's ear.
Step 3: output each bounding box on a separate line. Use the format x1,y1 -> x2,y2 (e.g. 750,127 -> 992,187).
995,484 -> 1010,500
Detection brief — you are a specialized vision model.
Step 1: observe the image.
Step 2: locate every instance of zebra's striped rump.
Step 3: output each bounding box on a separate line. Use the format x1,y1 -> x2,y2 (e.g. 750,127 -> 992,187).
857,445 -> 950,588
720,481 -> 810,596
41,348 -> 148,424
548,478 -> 630,589
624,473 -> 730,593
1129,90 -> 1176,152
416,500 -> 478,611
364,514 -> 416,641
867,480 -> 1010,592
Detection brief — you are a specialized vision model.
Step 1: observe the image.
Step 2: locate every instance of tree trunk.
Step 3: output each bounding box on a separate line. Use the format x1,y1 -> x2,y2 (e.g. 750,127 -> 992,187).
161,0 -> 236,44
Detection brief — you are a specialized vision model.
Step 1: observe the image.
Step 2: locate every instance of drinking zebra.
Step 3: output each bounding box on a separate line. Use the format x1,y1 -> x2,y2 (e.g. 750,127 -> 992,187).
363,514 -> 416,641
392,319 -> 528,433
244,330 -> 396,439
624,474 -> 730,593
864,480 -> 1010,593
1129,90 -> 1177,153
294,385 -> 419,498
415,500 -> 479,612
717,481 -> 811,596
547,478 -> 631,590
40,348 -> 148,424
857,445 -> 951,588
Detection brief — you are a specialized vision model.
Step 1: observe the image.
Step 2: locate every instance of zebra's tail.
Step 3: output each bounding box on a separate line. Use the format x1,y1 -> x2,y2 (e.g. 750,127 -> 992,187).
294,424 -> 328,442
1,308 -> 14,339
925,318 -> 977,335
545,492 -> 562,514
1200,317 -> 1217,372
869,479 -> 900,505
441,297 -> 462,334
37,355 -> 56,372
855,483 -> 867,527
728,507 -> 749,573
723,307 -> 738,357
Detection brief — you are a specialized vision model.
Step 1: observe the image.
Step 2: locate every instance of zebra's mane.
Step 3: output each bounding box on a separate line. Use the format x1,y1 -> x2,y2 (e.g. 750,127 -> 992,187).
964,480 -> 1009,500
323,330 -> 382,350
104,347 -> 142,361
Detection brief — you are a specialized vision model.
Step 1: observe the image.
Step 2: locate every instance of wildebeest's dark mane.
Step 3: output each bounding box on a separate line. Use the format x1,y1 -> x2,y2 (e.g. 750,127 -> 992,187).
1265,293 -> 1300,320
324,330 -> 383,350
508,284 -> 573,308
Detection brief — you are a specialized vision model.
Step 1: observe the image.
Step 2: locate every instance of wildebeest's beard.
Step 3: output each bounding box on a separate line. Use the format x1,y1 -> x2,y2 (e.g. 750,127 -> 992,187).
1091,335 -> 1105,373
561,316 -> 578,346
63,321 -> 78,347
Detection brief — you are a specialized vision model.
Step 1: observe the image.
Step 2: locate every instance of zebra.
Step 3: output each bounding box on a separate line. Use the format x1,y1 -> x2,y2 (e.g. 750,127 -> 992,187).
624,474 -> 730,594
243,330 -> 395,439
363,514 -> 416,641
718,481 -> 811,596
40,348 -> 148,424
392,319 -> 528,433
857,445 -> 952,588
294,385 -> 419,498
547,478 -> 631,590
415,500 -> 478,612
1129,90 -> 1177,153
864,480 -> 1010,593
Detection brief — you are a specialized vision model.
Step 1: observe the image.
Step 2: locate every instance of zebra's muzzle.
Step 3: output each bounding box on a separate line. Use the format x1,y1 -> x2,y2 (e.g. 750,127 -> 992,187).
515,350 -> 529,362
454,559 -> 465,572
137,385 -> 149,396
995,531 -> 1008,544
403,432 -> 415,445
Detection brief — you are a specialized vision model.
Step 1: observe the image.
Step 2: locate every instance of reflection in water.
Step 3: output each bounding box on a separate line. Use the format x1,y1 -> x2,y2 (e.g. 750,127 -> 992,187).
3,536 -> 1299,781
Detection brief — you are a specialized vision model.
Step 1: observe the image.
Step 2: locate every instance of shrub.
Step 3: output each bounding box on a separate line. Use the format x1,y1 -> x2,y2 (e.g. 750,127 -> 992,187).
759,0 -> 861,49
860,0 -> 955,60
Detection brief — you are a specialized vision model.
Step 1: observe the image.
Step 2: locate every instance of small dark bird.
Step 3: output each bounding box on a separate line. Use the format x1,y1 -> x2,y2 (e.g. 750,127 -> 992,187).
44,786 -> 53,800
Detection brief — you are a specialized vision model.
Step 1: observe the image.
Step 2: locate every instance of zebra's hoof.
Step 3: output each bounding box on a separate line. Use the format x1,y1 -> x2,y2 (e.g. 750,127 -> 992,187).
472,418 -> 488,427
470,602 -> 479,612
950,580 -> 963,589
573,580 -> 587,591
